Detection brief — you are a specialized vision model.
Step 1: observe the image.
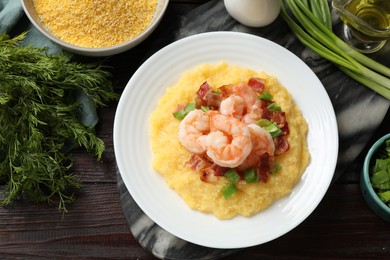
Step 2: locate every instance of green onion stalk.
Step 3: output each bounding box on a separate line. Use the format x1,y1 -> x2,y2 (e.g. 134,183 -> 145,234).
279,0 -> 390,100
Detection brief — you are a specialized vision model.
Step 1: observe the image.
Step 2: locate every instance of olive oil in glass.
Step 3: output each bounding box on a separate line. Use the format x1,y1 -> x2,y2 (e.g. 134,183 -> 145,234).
332,0 -> 390,53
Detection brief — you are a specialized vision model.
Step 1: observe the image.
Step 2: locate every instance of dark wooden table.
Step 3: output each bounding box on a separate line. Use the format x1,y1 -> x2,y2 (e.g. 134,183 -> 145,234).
1,1 -> 389,259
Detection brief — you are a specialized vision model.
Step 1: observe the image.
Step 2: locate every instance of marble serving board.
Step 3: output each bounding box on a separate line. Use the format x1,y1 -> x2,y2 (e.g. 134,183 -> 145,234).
116,0 -> 390,259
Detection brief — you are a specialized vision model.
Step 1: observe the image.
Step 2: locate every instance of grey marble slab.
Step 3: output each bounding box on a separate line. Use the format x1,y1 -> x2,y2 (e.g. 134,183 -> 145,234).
116,0 -> 390,259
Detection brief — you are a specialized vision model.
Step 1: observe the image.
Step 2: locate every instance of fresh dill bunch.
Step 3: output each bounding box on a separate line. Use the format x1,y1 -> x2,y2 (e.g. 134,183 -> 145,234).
0,32 -> 118,212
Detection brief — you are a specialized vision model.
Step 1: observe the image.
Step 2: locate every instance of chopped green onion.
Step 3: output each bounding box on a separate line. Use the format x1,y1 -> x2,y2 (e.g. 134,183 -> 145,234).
271,162 -> 282,175
244,168 -> 259,183
256,119 -> 273,127
375,159 -> 390,173
172,103 -> 196,120
371,169 -> 390,186
258,91 -> 273,101
172,110 -> 185,120
185,103 -> 196,112
369,139 -> 390,207
376,182 -> 390,190
224,168 -> 240,183
270,129 -> 282,138
256,119 -> 282,138
378,191 -> 390,205
222,169 -> 241,199
267,102 -> 282,111
201,106 -> 210,112
221,182 -> 238,199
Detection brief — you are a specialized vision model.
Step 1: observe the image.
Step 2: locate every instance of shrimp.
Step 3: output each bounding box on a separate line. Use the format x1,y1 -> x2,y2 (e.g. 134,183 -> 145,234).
178,109 -> 210,154
223,83 -> 264,124
232,83 -> 259,107
242,103 -> 263,124
237,124 -> 275,171
204,112 -> 252,168
219,95 -> 246,119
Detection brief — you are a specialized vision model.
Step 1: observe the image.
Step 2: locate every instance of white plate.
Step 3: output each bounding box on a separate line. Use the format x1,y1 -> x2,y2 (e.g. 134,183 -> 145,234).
114,31 -> 338,249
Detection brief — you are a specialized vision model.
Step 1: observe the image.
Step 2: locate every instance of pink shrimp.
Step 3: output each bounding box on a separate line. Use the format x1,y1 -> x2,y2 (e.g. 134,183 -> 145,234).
232,83 -> 259,107
237,123 -> 275,171
204,112 -> 252,168
178,109 -> 210,154
219,95 -> 246,119
242,102 -> 263,124
221,83 -> 264,124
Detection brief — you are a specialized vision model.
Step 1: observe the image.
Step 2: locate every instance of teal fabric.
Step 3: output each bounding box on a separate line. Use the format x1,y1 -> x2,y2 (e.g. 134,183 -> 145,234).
0,0 -> 99,128
0,0 -> 23,33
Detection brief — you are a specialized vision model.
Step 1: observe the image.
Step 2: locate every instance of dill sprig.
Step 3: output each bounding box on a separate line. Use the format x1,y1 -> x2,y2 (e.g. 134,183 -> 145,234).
0,33 -> 118,212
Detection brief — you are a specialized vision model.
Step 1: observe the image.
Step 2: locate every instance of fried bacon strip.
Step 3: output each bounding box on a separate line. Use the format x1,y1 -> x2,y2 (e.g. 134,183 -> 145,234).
195,81 -> 222,109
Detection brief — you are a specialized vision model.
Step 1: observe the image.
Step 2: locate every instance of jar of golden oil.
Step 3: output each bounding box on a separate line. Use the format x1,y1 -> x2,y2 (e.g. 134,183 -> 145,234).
333,0 -> 390,53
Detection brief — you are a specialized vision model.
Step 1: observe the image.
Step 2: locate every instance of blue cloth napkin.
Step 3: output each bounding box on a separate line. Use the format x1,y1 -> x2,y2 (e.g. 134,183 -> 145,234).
0,0 -> 99,128
0,0 -> 23,32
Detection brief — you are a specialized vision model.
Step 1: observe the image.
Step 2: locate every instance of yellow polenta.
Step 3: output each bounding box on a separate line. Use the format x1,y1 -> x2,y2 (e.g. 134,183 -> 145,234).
149,62 -> 310,219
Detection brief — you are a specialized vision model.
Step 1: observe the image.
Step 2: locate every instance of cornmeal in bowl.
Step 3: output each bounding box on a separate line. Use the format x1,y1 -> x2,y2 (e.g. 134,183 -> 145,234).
149,62 -> 310,219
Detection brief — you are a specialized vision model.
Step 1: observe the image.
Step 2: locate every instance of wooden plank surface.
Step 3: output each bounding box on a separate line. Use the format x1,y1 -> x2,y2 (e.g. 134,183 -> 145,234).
1,1 -> 389,259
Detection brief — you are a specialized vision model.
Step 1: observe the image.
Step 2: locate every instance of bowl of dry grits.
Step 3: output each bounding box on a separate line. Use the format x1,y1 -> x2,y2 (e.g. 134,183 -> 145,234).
21,0 -> 169,56
113,32 -> 339,249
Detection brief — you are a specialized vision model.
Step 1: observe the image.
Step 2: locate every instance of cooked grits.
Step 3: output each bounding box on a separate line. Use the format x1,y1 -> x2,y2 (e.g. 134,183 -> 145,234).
149,62 -> 310,219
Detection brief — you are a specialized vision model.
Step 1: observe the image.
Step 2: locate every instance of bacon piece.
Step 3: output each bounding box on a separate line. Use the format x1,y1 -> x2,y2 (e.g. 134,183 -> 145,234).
196,81 -> 211,100
248,77 -> 266,93
187,154 -> 229,183
195,96 -> 205,108
256,153 -> 271,183
195,81 -> 211,107
205,92 -> 222,109
262,108 -> 288,129
218,84 -> 234,98
186,154 -> 210,172
258,99 -> 272,109
274,136 -> 290,155
209,164 -> 229,176
272,111 -> 287,128
280,122 -> 290,136
195,81 -> 222,109
200,164 -> 228,183
200,170 -> 219,184
261,107 -> 272,120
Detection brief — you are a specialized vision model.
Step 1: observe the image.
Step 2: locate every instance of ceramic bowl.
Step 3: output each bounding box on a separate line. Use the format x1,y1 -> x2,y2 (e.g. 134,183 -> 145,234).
21,0 -> 169,57
361,133 -> 390,221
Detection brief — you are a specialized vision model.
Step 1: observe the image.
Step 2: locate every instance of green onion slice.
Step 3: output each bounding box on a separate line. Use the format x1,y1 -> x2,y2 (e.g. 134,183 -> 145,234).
201,106 -> 210,112
172,103 -> 196,119
244,168 -> 259,183
172,110 -> 185,120
221,182 -> 238,199
267,102 -> 282,111
378,191 -> 390,204
256,119 -> 282,138
370,139 -> 390,207
271,162 -> 282,175
224,168 -> 240,183
256,119 -> 272,127
258,91 -> 273,101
